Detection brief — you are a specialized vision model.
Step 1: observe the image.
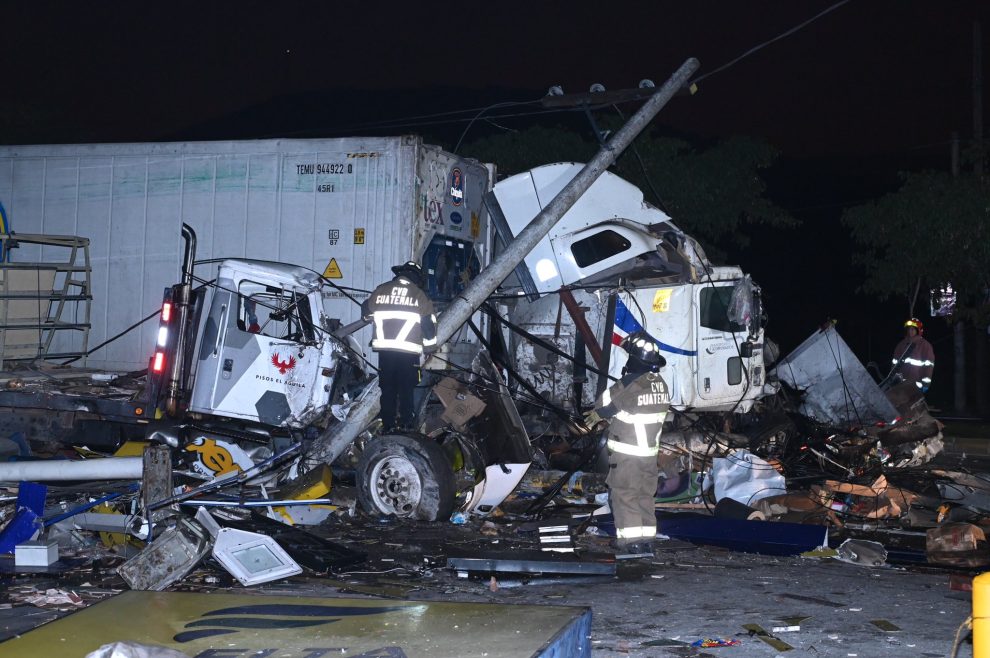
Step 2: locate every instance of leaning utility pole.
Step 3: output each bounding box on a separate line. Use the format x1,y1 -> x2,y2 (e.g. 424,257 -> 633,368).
310,57 -> 701,465
435,58 -> 700,345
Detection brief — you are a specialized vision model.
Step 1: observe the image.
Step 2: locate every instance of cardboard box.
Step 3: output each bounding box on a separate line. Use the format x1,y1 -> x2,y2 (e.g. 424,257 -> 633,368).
811,476 -> 916,520
433,377 -> 486,430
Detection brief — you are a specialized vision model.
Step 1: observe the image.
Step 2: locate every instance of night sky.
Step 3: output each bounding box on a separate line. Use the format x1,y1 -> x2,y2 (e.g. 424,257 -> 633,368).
2,1 -> 989,401
3,2 -> 985,155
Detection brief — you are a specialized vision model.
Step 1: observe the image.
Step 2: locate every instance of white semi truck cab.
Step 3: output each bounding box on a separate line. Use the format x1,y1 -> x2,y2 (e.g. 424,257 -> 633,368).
140,226 -> 529,521
185,260 -> 349,428
486,163 -> 774,416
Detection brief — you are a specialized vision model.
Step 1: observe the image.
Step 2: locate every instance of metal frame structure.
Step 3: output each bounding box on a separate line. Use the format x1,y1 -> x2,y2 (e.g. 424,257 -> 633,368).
0,233 -> 92,365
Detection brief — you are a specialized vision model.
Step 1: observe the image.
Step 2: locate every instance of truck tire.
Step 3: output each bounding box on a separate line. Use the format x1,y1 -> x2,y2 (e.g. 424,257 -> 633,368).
357,434 -> 455,521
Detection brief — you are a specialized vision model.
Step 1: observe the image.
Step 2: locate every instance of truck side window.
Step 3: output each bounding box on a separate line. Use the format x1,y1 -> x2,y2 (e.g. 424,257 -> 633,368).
237,282 -> 314,343
727,356 -> 743,385
700,287 -> 746,333
571,230 -> 631,268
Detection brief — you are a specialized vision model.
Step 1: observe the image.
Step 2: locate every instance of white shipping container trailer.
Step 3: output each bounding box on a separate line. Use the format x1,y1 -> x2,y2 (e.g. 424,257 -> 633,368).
0,136 -> 494,370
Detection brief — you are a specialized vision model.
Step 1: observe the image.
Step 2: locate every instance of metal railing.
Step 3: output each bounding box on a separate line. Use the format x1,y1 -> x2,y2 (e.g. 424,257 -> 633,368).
0,233 -> 92,365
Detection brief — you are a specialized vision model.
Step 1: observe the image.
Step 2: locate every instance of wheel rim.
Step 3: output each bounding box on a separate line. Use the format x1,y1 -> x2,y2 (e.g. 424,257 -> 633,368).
368,455 -> 423,516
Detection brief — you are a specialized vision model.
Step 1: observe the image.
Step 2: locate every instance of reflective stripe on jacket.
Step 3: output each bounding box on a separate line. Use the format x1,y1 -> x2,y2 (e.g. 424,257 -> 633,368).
892,336 -> 934,388
361,276 -> 437,355
595,372 -> 670,457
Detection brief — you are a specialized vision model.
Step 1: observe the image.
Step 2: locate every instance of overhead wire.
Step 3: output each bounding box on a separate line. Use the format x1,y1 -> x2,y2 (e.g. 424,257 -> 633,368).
610,104 -> 670,212
272,2 -> 855,144
188,260 -> 379,372
313,96 -> 545,137
419,347 -> 583,421
822,325 -> 865,427
454,100 -> 547,154
690,0 -> 854,86
58,279 -> 217,366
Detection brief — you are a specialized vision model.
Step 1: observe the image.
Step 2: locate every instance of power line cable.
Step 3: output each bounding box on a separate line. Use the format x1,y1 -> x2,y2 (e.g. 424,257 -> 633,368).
321,97 -> 544,135
610,103 -> 670,212
691,0 -> 854,85
454,100 -> 548,153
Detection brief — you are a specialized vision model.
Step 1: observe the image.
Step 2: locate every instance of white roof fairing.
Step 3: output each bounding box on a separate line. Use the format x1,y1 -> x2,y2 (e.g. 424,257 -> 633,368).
491,162 -> 714,291
218,259 -> 324,292
492,163 -> 675,239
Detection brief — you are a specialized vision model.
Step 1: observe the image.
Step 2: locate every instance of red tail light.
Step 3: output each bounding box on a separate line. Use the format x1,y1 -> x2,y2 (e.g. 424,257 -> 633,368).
152,351 -> 166,373
161,302 -> 172,323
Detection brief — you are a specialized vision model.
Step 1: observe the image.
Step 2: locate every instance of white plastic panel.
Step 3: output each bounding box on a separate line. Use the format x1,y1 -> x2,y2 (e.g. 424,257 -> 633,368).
491,163 -> 674,294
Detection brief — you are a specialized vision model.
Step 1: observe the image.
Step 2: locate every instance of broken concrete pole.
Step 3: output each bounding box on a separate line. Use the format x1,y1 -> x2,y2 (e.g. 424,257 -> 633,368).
0,457 -> 143,482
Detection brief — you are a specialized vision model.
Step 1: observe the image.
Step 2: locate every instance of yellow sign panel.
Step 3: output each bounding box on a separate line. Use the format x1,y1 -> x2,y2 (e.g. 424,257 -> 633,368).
185,437 -> 242,476
470,211 -> 480,238
354,228 -> 365,245
322,258 -> 343,279
652,288 -> 672,313
0,591 -> 590,658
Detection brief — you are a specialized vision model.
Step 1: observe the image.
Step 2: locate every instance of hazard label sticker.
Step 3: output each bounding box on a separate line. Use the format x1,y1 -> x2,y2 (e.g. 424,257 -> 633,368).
323,258 -> 343,279
354,228 -> 365,244
652,288 -> 672,313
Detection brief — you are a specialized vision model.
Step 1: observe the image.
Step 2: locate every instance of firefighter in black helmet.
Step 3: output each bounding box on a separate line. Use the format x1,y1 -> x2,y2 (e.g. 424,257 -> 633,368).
589,330 -> 670,555
361,261 -> 438,432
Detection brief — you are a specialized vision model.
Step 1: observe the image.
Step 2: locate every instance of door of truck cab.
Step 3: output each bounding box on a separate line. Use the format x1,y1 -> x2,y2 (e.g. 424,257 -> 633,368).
189,278 -> 326,427
694,283 -> 750,404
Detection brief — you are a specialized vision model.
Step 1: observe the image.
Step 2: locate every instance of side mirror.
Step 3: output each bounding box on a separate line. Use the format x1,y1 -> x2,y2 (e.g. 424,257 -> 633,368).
739,341 -> 754,358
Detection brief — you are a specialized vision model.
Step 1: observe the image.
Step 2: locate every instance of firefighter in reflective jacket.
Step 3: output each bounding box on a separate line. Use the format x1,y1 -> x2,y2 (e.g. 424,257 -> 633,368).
892,318 -> 934,393
361,261 -> 438,432
591,330 -> 670,554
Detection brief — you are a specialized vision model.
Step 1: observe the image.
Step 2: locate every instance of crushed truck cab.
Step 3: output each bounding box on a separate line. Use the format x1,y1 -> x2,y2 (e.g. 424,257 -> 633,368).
186,260 -> 344,428
488,163 -> 774,416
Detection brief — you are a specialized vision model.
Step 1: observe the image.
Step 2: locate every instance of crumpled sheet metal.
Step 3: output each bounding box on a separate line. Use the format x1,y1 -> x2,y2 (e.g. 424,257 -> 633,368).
85,642 -> 190,658
836,538 -> 887,567
773,326 -> 899,426
888,434 -> 944,468
117,517 -> 211,591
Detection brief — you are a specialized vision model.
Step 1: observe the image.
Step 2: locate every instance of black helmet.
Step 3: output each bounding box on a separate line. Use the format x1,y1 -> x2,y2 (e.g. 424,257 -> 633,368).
620,331 -> 665,372
391,261 -> 424,285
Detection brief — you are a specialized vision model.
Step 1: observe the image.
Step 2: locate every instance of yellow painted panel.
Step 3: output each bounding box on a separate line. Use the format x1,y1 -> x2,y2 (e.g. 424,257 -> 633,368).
0,590 -> 589,658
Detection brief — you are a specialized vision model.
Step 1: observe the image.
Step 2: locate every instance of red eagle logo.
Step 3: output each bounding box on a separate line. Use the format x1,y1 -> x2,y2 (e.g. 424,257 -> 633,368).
271,352 -> 296,375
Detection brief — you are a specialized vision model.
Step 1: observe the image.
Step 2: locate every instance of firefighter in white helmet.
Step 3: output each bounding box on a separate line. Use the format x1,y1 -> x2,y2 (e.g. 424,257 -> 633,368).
590,330 -> 670,554
361,261 -> 438,432
892,318 -> 934,393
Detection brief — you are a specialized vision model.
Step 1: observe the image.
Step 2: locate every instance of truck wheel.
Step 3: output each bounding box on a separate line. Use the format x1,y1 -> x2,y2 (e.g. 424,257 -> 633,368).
357,434 -> 455,521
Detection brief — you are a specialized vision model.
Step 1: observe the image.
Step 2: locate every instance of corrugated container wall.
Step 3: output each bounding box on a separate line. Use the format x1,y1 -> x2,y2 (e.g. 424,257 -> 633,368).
0,137 -> 493,370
